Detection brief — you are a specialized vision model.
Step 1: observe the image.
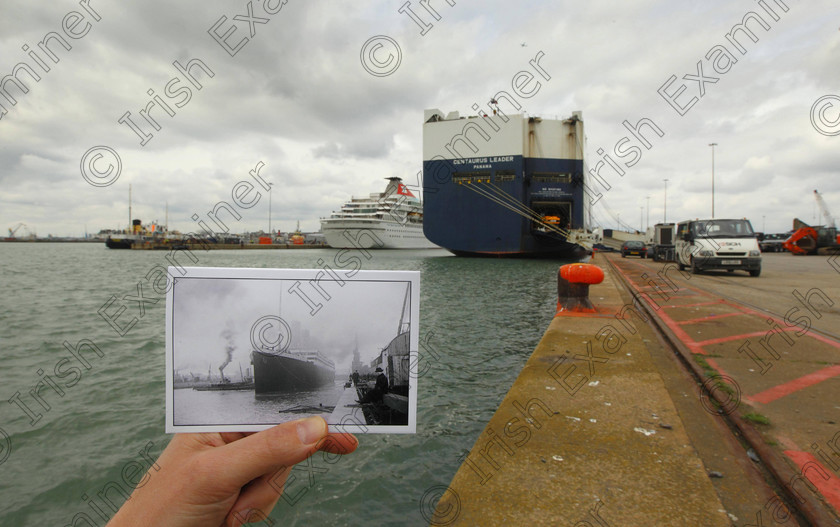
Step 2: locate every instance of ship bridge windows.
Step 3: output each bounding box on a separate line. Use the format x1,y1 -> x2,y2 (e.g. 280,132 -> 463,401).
531,173 -> 571,183
453,172 -> 491,184
495,170 -> 516,183
530,201 -> 572,233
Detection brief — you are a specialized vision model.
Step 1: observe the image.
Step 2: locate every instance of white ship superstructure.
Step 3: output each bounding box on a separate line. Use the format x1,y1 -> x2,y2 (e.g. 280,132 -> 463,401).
321,178 -> 438,249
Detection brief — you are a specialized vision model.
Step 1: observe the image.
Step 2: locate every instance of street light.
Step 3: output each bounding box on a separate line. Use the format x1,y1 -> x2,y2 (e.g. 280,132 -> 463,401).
268,183 -> 273,236
709,143 -> 717,218
646,195 -> 650,229
640,206 -> 644,233
663,179 -> 669,222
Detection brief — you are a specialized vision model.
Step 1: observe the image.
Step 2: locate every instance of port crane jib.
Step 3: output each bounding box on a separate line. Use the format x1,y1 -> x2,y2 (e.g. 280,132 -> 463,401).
814,189 -> 836,229
7,222 -> 35,240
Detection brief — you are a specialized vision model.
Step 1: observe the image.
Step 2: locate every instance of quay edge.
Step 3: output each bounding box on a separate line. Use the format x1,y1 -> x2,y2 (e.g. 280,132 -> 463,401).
433,256 -> 730,526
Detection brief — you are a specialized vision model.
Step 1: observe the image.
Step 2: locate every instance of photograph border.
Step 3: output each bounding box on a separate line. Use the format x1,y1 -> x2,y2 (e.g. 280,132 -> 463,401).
165,266 -> 419,434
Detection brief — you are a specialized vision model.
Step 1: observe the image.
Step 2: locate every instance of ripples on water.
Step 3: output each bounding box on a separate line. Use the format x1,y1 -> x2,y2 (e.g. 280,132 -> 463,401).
173,384 -> 345,426
0,243 -> 569,525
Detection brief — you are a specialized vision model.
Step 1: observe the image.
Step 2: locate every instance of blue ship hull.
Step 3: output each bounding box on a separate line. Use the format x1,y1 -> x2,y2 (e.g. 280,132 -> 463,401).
422,154 -> 587,258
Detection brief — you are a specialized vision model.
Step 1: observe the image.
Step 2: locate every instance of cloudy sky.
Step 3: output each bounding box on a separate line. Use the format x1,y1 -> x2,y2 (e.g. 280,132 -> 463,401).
1,0 -> 838,237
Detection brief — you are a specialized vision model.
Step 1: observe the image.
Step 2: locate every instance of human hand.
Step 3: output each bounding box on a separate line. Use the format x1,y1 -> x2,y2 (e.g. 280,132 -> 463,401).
108,417 -> 357,527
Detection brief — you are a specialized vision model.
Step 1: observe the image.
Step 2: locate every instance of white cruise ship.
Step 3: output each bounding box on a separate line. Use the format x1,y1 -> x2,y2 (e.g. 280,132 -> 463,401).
321,178 -> 438,249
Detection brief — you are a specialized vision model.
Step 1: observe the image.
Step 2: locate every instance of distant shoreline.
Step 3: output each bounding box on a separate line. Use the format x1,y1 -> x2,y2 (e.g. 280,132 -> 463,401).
0,239 -> 101,243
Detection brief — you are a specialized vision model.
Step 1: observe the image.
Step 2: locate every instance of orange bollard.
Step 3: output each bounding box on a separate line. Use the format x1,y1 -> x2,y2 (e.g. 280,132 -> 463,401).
556,263 -> 605,314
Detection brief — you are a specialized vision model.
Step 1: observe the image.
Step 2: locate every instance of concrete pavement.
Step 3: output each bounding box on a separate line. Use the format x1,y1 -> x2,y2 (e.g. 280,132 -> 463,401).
433,255 -> 733,526
606,252 -> 840,525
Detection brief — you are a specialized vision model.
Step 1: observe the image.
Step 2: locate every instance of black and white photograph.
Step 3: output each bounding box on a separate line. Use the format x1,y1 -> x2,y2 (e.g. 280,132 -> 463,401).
165,267 -> 419,434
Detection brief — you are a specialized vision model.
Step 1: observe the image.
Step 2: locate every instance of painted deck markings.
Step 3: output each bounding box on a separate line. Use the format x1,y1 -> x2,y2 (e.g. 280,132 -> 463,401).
608,256 -> 840,518
663,301 -> 728,309
694,328 -> 799,348
751,365 -> 840,404
676,311 -> 745,326
609,258 -> 840,404
783,451 -> 840,512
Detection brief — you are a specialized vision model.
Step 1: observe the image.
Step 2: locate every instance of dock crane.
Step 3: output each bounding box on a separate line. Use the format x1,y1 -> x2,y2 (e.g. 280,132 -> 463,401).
782,190 -> 840,255
6,222 -> 33,240
814,189 -> 836,228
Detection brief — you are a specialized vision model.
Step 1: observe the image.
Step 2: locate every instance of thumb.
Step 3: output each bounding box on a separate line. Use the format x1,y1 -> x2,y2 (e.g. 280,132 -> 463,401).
209,417 -> 328,486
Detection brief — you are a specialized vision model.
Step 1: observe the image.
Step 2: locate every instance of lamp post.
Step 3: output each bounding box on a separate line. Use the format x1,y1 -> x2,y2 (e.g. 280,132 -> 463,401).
646,195 -> 650,229
268,183 -> 273,237
709,143 -> 717,218
663,179 -> 669,222
617,212 -> 621,231
640,206 -> 644,233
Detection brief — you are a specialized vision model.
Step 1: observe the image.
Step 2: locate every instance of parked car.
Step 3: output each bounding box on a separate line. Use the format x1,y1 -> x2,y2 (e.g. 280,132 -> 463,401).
593,243 -> 617,252
758,232 -> 788,252
621,240 -> 647,258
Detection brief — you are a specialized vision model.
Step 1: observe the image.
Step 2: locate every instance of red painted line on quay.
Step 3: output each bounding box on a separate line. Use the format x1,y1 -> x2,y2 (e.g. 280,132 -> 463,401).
694,328 -> 801,348
783,450 -> 840,513
662,301 -> 726,309
705,357 -> 739,383
676,312 -> 746,326
750,365 -> 840,404
802,330 -> 840,350
710,298 -> 840,350
727,302 -> 763,315
609,261 -> 707,352
612,256 -> 840,412
659,314 -> 708,354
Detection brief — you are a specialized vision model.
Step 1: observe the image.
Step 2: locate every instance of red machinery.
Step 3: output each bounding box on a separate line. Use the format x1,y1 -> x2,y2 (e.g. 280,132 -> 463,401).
782,190 -> 840,255
782,219 -> 837,254
781,221 -> 811,254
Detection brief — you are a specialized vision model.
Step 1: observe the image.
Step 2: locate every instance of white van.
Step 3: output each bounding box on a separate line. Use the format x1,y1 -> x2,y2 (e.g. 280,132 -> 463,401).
675,219 -> 762,277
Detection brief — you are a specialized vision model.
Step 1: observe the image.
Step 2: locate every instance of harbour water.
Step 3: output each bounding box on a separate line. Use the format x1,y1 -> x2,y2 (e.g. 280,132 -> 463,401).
173,383 -> 345,427
0,242 -> 570,526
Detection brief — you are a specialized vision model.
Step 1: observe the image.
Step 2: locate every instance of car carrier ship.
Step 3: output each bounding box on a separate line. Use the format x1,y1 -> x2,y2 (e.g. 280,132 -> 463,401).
422,109 -> 594,258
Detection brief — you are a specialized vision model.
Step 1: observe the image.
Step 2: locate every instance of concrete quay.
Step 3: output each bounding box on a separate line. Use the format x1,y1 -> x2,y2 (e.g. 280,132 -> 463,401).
434,255 -> 730,526
606,252 -> 840,525
434,252 -> 840,526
